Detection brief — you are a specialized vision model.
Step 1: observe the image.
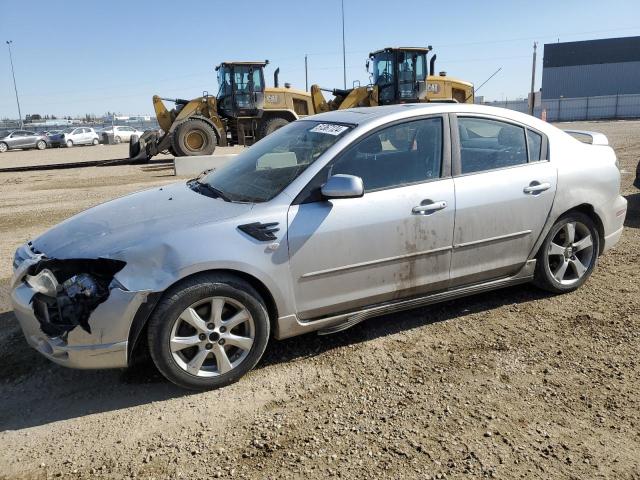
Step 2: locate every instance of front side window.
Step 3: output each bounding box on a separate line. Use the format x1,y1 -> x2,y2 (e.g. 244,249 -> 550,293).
252,68 -> 263,91
197,121 -> 353,203
371,52 -> 395,103
397,51 -> 426,100
328,117 -> 443,191
458,117 -> 527,174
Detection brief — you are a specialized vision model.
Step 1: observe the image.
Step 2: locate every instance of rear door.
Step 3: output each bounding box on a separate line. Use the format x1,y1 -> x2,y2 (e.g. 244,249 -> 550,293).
23,131 -> 38,148
287,115 -> 455,319
450,115 -> 556,286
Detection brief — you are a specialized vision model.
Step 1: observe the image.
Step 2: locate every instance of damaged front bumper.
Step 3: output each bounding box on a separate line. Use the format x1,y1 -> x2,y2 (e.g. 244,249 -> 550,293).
11,249 -> 150,369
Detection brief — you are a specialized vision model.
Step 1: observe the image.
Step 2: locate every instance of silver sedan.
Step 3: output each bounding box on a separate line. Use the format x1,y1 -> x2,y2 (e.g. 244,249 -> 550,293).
11,104 -> 627,389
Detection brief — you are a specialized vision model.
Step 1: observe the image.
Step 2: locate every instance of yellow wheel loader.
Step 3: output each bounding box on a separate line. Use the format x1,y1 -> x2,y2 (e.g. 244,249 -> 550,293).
130,61 -> 314,162
311,47 -> 474,112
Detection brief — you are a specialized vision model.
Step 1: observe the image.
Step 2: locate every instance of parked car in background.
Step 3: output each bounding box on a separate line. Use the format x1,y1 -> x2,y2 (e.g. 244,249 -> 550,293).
0,130 -> 48,152
10,104 -> 627,389
38,130 -> 62,137
98,126 -> 145,144
48,127 -> 100,148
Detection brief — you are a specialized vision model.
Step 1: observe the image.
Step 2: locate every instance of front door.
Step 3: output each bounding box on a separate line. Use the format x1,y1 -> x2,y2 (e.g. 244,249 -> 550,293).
450,115 -> 557,286
287,116 -> 455,319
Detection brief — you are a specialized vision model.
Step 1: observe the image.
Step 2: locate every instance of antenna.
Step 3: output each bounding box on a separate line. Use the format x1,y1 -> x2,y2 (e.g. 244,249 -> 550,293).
465,67 -> 502,103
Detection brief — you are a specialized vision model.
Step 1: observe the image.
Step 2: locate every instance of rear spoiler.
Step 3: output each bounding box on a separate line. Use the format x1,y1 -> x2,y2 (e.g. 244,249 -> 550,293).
563,130 -> 609,146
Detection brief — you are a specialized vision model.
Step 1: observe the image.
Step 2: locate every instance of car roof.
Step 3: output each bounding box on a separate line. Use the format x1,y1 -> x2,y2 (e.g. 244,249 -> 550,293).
309,103 -> 554,133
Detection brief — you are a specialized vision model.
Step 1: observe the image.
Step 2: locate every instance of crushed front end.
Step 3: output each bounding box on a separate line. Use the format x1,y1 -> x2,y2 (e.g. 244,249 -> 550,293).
10,243 -> 149,369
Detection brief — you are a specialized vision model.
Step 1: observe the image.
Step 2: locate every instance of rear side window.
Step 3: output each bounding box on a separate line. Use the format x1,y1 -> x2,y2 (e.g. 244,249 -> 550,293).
458,117 -> 527,174
527,129 -> 543,161
329,117 -> 443,191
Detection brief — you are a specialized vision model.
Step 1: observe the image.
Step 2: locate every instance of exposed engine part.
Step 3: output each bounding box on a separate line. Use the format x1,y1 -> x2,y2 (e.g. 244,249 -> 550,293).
28,259 -> 126,337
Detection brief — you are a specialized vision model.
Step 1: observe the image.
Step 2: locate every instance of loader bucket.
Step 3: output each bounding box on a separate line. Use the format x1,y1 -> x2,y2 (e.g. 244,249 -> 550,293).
129,131 -> 154,163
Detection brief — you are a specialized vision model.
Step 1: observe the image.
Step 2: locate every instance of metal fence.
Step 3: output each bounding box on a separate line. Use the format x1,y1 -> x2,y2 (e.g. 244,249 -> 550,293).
483,93 -> 640,122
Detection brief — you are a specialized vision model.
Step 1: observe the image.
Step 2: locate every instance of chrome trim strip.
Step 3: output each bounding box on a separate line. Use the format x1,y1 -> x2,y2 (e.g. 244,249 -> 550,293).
454,230 -> 532,249
275,259 -> 537,339
300,245 -> 452,279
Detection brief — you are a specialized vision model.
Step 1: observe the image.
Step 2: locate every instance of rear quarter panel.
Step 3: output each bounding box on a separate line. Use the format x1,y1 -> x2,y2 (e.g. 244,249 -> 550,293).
530,128 -> 622,257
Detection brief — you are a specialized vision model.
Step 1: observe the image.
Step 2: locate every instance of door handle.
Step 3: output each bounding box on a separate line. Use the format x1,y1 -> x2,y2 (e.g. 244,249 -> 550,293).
412,200 -> 447,215
523,182 -> 551,194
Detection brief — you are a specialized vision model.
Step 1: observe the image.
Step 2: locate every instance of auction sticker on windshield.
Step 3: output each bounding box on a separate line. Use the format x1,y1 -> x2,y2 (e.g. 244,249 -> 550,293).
309,124 -> 350,136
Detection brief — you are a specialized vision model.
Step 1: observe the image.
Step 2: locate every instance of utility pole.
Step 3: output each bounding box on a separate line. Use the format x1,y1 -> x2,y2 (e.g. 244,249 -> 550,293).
6,40 -> 23,128
529,41 -> 537,116
305,54 -> 308,92
341,0 -> 346,89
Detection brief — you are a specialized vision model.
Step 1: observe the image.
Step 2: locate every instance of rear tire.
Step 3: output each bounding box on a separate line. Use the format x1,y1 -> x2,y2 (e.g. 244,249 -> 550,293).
114,135 -> 121,144
66,140 -> 73,148
533,211 -> 599,293
147,273 -> 270,390
259,117 -> 289,139
92,138 -> 99,146
36,140 -> 47,150
171,118 -> 217,157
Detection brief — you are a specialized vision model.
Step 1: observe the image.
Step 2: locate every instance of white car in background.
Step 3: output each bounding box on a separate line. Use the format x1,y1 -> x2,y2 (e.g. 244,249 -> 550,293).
99,126 -> 145,144
49,127 -> 100,148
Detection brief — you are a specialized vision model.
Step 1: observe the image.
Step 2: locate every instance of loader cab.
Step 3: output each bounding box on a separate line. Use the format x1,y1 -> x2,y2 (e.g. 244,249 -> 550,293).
369,47 -> 429,105
215,61 -> 267,118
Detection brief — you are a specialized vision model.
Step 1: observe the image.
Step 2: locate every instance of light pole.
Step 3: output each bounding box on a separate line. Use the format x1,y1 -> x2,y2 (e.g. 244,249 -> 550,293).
341,0 -> 346,89
6,40 -> 23,128
529,41 -> 538,116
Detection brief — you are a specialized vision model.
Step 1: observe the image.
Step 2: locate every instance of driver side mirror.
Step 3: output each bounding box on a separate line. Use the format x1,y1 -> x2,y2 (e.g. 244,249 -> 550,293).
321,174 -> 364,199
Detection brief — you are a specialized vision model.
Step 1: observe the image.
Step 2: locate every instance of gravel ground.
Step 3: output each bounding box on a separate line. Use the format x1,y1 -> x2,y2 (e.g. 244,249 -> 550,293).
0,120 -> 638,479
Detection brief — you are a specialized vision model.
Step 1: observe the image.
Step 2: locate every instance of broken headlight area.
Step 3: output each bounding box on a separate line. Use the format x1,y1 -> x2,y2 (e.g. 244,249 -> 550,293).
26,258 -> 126,337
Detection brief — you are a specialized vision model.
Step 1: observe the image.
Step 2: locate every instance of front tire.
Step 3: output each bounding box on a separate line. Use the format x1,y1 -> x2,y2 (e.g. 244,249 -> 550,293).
92,138 -> 99,146
534,212 -> 599,293
171,118 -> 217,156
114,135 -> 122,144
147,273 -> 270,390
36,140 -> 47,150
0,142 -> 7,153
66,140 -> 73,148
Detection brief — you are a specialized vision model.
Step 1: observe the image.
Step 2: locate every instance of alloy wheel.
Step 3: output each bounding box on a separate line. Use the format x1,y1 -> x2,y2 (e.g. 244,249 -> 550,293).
0,143 -> 7,153
547,220 -> 594,285
169,296 -> 255,377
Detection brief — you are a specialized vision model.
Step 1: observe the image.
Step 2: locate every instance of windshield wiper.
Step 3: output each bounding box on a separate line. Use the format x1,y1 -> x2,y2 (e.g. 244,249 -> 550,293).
195,181 -> 232,202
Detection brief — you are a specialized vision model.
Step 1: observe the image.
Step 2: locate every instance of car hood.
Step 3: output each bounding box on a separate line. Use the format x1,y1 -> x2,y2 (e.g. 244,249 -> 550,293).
32,182 -> 253,258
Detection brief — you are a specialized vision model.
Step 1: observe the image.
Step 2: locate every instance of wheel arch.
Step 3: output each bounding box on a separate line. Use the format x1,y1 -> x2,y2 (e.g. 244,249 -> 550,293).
261,109 -> 298,123
533,203 -> 605,261
127,268 -> 279,364
566,203 -> 605,255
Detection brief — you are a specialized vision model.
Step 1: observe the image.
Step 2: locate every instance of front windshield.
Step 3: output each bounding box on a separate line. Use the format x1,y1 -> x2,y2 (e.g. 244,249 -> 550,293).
197,120 -> 353,203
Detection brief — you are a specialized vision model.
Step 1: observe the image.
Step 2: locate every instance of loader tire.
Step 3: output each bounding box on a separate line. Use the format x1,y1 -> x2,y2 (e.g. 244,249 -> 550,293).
129,134 -> 141,158
172,119 -> 217,157
259,117 -> 289,139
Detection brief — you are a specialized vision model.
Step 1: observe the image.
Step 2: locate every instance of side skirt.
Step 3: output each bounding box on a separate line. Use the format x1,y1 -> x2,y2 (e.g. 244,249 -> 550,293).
274,260 -> 536,339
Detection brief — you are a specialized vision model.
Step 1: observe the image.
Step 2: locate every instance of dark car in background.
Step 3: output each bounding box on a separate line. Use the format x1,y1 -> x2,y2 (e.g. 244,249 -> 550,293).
0,130 -> 49,152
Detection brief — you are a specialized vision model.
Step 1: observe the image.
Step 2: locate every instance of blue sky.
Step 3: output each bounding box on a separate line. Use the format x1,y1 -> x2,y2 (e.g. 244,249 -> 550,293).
1,0 -> 639,118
